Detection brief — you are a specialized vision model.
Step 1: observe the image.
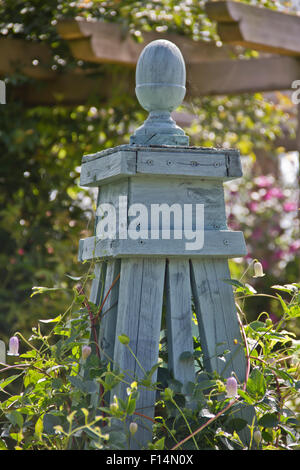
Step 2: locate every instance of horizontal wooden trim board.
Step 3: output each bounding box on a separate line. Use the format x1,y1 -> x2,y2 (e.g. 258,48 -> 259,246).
205,1 -> 300,56
78,230 -> 247,261
80,145 -> 242,186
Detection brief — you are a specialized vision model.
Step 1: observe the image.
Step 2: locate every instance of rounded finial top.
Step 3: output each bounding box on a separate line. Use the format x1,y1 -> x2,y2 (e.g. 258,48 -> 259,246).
135,39 -> 186,113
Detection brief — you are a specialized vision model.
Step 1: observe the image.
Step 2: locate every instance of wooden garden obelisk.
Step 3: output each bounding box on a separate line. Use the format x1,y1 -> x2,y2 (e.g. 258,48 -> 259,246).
78,39 -> 249,449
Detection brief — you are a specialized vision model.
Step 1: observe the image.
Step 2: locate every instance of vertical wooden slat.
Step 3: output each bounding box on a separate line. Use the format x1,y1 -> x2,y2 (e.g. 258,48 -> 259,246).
165,259 -> 195,390
113,257 -> 166,449
190,258 -> 246,382
99,259 -> 121,366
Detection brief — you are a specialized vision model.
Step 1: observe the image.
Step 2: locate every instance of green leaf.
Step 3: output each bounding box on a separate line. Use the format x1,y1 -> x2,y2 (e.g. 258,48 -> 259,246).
39,315 -> 62,323
126,396 -> 136,415
35,416 -> 43,440
153,437 -> 165,450
7,410 -> 23,428
0,438 -> 8,450
43,413 -> 62,434
258,412 -> 279,428
246,368 -> 266,399
0,374 -> 22,390
31,286 -> 63,297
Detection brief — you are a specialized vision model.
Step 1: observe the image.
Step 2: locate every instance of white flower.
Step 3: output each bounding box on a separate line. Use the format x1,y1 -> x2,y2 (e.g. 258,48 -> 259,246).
226,376 -> 238,398
82,345 -> 91,360
129,422 -> 138,436
253,261 -> 265,278
253,429 -> 262,446
7,336 -> 19,356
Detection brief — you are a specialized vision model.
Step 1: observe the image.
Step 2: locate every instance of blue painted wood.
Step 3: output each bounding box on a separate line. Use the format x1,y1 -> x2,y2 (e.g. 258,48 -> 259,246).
112,258 -> 166,450
165,259 -> 195,390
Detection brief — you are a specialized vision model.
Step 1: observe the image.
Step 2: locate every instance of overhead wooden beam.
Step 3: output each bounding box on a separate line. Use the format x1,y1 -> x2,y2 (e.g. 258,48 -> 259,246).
205,1 -> 300,56
0,37 -> 55,80
56,18 -> 236,66
187,56 -> 300,95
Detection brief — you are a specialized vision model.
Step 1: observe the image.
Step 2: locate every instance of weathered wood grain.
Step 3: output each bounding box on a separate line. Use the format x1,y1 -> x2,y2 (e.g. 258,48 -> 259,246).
112,258 -> 166,450
56,18 -> 236,66
0,340 -> 5,364
80,147 -> 243,186
98,260 -> 121,366
190,258 -> 246,381
206,0 -> 300,56
78,231 -> 247,261
188,55 -> 300,97
80,151 -> 136,187
165,259 -> 195,390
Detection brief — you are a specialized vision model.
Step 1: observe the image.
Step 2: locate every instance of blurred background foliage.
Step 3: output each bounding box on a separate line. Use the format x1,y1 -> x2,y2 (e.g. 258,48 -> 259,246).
0,0 -> 299,342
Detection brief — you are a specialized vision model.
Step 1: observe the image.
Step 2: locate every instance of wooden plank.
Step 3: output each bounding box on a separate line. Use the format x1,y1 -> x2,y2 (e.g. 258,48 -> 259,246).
9,68 -> 134,106
136,150 -> 242,180
80,147 -> 242,186
165,259 -> 195,390
190,258 -> 246,382
80,151 -> 136,187
0,37 -> 55,80
0,340 -> 5,364
78,231 -> 247,261
57,18 -> 236,66
98,259 -> 120,366
187,56 -> 300,96
205,0 -> 300,56
113,258 -> 166,449
129,176 -> 228,232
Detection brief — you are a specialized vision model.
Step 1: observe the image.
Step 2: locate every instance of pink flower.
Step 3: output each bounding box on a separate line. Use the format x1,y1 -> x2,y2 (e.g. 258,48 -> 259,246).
283,202 -> 297,212
255,176 -> 273,188
249,201 -> 259,212
8,336 -> 19,356
18,248 -> 25,256
263,187 -> 284,200
289,240 -> 300,253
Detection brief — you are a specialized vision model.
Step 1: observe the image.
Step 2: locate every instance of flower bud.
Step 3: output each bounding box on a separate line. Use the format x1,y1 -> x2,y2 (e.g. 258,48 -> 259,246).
110,403 -> 118,413
82,345 -> 91,360
253,429 -> 262,446
253,261 -> 265,278
226,376 -> 238,398
8,336 -> 19,356
129,422 -> 138,436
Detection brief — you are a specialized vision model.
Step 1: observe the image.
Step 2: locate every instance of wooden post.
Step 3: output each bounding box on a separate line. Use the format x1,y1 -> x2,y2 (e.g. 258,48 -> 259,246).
78,39 -> 251,449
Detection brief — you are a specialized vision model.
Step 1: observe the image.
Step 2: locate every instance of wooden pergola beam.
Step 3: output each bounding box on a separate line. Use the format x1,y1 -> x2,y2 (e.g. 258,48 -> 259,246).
187,56 -> 300,95
56,18 -> 236,66
205,1 -> 300,56
2,38 -> 300,106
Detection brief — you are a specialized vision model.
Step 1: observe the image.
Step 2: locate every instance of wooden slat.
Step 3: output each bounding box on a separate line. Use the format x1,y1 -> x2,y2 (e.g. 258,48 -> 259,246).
80,146 -> 242,187
78,231 -> 247,261
98,259 -> 120,366
57,18 -> 236,66
9,68 -> 134,106
80,150 -> 136,187
165,259 -> 195,390
190,258 -> 246,381
205,0 -> 300,56
113,258 -> 166,449
187,56 -> 300,96
0,37 -> 55,80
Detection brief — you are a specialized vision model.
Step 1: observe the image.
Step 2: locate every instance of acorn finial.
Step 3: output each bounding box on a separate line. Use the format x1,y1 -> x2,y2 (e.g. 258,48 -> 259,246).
130,39 -> 189,146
